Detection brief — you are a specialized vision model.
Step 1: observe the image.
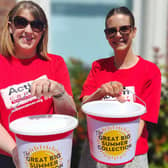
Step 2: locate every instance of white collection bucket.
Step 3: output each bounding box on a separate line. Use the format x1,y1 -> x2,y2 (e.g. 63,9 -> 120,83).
82,100 -> 146,166
9,114 -> 78,168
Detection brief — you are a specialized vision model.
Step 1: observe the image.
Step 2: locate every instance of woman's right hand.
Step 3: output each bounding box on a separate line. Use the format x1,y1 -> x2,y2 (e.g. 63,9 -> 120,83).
82,81 -> 125,104
100,81 -> 124,98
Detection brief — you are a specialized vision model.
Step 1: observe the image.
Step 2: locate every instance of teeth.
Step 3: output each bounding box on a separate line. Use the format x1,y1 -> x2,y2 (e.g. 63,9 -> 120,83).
26,37 -> 32,40
22,36 -> 32,40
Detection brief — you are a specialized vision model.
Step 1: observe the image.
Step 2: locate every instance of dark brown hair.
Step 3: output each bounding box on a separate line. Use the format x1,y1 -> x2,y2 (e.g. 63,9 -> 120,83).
105,6 -> 135,28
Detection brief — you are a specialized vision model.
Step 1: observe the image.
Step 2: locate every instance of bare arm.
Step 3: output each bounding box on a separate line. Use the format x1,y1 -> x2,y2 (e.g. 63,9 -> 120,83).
0,124 -> 20,167
53,91 -> 76,116
138,119 -> 145,138
0,123 -> 16,155
31,78 -> 76,116
82,88 -> 104,104
82,81 -> 124,104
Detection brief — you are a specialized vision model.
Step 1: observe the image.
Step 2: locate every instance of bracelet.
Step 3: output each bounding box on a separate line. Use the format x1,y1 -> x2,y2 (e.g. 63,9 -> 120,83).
53,88 -> 65,99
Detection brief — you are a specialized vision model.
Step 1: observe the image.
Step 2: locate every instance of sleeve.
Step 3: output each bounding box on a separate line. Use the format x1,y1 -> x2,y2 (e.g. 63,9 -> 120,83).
80,61 -> 99,100
140,66 -> 161,124
53,56 -> 73,96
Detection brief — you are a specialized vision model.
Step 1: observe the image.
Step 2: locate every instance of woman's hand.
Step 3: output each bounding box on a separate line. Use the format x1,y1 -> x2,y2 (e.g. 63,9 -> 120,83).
31,78 -> 65,99
100,81 -> 125,102
100,81 -> 124,97
82,81 -> 125,103
12,146 -> 20,168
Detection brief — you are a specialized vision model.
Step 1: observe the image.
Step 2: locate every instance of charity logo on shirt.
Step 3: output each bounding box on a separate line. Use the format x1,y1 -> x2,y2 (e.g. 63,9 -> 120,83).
103,86 -> 135,102
0,75 -> 47,110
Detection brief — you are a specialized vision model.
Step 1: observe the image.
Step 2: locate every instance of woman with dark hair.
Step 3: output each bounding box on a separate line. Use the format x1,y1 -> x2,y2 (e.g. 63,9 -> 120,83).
79,6 -> 161,168
0,1 -> 76,167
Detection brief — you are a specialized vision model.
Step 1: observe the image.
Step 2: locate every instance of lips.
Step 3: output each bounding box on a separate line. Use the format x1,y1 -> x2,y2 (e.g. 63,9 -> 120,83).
112,40 -> 126,46
21,36 -> 34,44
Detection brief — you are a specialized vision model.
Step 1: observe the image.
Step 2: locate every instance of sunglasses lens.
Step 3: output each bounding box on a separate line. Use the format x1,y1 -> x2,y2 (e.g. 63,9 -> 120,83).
120,26 -> 131,33
104,25 -> 132,37
31,20 -> 44,32
13,16 -> 44,32
14,16 -> 28,29
104,28 -> 116,35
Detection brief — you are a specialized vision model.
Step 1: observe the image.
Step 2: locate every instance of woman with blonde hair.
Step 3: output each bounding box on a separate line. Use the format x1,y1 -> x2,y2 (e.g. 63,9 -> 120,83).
0,1 -> 76,167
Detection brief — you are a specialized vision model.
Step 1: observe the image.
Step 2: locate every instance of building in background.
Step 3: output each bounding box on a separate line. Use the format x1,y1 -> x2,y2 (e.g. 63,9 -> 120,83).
133,0 -> 167,67
0,0 -> 16,37
48,0 -> 168,67
49,0 -> 132,65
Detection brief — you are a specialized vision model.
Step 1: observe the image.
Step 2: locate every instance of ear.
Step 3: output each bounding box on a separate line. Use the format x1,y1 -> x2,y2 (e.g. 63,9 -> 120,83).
8,21 -> 13,34
132,27 -> 137,39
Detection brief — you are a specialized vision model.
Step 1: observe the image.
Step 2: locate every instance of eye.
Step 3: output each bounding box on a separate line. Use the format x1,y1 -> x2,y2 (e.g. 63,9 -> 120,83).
120,26 -> 131,33
31,20 -> 44,32
104,28 -> 116,35
14,16 -> 28,29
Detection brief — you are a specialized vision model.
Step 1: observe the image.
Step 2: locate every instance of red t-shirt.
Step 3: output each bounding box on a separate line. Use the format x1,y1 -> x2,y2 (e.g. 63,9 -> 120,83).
0,53 -> 72,156
80,56 -> 161,155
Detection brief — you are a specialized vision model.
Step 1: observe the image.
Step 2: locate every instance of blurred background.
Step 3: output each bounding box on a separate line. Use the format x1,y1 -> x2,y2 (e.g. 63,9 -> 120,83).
0,0 -> 168,167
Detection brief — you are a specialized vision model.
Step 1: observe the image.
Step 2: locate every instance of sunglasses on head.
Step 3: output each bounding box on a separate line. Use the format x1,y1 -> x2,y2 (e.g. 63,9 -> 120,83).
104,25 -> 132,37
13,16 -> 45,33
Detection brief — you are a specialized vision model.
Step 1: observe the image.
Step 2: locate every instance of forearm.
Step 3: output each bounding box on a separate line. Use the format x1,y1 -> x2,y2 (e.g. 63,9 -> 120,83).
0,123 -> 16,155
138,119 -> 145,138
82,81 -> 124,104
82,88 -> 104,104
53,91 -> 76,116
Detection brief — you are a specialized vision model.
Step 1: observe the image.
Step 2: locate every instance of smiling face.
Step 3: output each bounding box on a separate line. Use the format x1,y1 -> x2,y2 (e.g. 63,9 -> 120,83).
9,9 -> 44,58
105,14 -> 136,51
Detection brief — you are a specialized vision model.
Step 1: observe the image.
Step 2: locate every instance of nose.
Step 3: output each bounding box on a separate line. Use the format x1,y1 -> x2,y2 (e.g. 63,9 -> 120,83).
116,30 -> 122,37
24,24 -> 33,33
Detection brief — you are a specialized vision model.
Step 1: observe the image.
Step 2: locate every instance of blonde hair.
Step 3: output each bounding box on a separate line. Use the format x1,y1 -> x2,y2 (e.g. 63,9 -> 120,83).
0,1 -> 49,60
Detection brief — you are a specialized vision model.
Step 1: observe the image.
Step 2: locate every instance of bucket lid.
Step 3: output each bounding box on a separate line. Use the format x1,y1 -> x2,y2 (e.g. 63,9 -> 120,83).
82,101 -> 146,118
9,114 -> 78,136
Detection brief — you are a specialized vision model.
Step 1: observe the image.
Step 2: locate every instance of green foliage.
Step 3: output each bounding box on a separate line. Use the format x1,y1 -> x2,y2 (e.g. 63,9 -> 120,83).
68,58 -> 89,168
148,81 -> 168,168
68,58 -> 89,106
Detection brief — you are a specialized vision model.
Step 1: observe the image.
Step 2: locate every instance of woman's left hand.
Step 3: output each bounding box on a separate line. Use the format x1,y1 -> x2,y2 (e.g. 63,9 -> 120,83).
31,78 -> 65,99
12,146 -> 20,168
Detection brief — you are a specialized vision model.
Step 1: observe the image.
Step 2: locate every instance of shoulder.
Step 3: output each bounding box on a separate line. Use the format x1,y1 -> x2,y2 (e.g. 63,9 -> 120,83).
92,57 -> 113,70
47,53 -> 65,62
0,54 -> 10,65
138,56 -> 161,76
47,53 -> 67,65
0,53 -> 7,60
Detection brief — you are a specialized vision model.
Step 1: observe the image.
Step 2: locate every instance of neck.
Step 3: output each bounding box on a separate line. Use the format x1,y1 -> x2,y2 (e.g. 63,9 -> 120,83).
113,48 -> 138,69
14,49 -> 36,59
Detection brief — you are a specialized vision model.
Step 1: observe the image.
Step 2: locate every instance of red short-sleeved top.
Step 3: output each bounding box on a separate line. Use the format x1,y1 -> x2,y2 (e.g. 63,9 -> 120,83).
80,56 -> 161,155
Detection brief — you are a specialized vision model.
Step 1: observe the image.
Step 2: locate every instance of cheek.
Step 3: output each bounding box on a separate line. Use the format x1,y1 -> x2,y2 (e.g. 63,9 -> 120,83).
12,30 -> 22,40
35,33 -> 43,42
107,38 -> 114,47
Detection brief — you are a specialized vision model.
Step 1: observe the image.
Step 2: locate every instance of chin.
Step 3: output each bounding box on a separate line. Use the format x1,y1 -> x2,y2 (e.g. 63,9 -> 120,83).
114,46 -> 127,51
20,44 -> 35,50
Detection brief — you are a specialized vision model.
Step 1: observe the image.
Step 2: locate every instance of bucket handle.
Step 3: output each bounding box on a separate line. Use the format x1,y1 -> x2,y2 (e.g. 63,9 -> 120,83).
8,91 -> 32,126
123,87 -> 146,109
81,87 -> 146,109
8,90 -> 79,126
